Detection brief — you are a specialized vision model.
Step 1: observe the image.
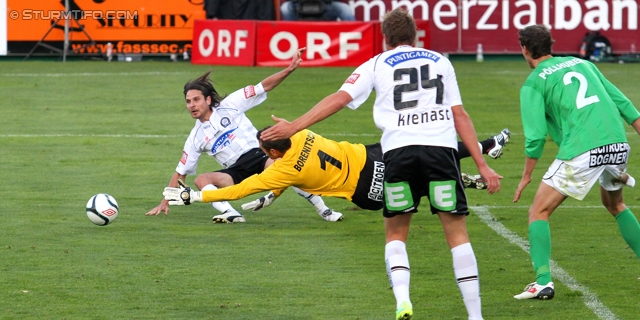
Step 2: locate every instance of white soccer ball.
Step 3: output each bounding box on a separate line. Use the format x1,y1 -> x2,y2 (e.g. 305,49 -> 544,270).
86,193 -> 119,226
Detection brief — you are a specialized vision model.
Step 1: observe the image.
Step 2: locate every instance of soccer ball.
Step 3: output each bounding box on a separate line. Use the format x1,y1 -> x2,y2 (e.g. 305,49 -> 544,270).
86,193 -> 119,226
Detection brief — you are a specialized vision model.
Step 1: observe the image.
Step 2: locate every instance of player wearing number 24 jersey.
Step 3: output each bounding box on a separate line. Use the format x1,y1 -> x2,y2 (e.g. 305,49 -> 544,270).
259,9 -> 500,320
513,24 -> 640,301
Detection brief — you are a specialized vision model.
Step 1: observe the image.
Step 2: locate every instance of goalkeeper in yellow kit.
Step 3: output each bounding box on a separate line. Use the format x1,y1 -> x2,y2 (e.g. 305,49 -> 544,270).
163,127 -> 509,213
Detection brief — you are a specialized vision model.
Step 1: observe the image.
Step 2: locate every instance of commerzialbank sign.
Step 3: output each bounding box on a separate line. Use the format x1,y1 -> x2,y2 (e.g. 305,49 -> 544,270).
349,0 -> 638,54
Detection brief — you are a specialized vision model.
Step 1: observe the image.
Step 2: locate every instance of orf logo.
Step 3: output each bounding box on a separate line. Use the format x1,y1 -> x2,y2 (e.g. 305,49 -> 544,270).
102,208 -> 117,216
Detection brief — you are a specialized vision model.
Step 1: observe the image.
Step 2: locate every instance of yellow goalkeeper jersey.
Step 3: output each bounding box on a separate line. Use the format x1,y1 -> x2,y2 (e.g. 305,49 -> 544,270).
201,129 -> 367,203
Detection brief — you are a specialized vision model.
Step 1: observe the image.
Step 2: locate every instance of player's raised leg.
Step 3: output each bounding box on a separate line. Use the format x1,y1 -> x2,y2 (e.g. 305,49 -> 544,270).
292,187 -> 343,222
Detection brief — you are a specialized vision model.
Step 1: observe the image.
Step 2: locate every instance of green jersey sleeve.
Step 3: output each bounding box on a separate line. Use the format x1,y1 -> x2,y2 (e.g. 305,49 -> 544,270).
520,86 -> 548,159
595,67 -> 640,125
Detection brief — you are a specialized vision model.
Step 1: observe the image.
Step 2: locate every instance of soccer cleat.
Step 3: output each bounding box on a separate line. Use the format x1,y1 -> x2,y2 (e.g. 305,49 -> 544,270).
500,128 -> 511,143
320,209 -> 343,222
486,128 -> 511,159
462,173 -> 487,190
212,210 -> 246,223
396,301 -> 413,320
514,282 -> 555,300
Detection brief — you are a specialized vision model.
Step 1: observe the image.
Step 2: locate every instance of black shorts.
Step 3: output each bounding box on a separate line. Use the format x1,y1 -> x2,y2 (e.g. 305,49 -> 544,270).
351,143 -> 385,210
216,148 -> 269,184
382,145 -> 468,218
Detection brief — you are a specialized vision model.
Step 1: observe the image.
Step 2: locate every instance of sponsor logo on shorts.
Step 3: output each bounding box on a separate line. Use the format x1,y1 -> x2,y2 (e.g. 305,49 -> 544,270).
344,73 -> 360,84
368,161 -> 385,201
244,85 -> 256,99
589,142 -> 629,167
180,151 -> 188,164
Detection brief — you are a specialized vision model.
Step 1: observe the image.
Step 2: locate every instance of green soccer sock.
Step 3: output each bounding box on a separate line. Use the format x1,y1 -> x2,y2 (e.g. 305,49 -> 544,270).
529,220 -> 552,285
615,208 -> 640,259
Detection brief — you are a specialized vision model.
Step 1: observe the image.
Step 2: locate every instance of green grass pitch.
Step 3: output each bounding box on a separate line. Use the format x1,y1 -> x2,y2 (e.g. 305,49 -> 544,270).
1,59 -> 639,319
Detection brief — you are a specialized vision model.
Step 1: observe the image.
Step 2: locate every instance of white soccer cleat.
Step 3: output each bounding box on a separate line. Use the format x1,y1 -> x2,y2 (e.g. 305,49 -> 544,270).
461,173 -> 487,190
487,128 -> 511,159
500,128 -> 511,143
212,210 -> 246,223
514,282 -> 555,300
320,209 -> 343,222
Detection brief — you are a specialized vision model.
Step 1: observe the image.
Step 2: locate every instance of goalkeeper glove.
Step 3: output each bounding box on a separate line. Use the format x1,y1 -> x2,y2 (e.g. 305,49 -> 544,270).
163,179 -> 202,205
241,191 -> 277,211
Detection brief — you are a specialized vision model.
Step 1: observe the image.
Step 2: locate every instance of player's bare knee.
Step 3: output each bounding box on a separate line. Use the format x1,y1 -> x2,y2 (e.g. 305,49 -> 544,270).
193,175 -> 210,190
604,203 -> 627,217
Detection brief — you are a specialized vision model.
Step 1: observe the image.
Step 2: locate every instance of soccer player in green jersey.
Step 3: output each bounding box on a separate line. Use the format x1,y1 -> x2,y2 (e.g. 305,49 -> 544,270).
513,24 -> 640,300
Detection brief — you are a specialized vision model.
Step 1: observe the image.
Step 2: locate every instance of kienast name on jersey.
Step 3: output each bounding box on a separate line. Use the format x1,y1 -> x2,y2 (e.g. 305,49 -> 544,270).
397,109 -> 451,127
384,50 -> 440,67
294,131 -> 316,172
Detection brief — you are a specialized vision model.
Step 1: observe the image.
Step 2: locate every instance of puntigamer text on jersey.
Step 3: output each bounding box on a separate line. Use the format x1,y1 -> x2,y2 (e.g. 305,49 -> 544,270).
385,50 -> 440,67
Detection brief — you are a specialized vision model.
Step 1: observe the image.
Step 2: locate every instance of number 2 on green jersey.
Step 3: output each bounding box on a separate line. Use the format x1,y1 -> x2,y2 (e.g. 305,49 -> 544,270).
563,71 -> 600,109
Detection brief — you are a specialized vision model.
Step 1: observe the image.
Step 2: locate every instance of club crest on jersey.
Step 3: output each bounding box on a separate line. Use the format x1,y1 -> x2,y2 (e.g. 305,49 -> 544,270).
211,128 -> 237,153
345,73 -> 360,84
220,117 -> 231,127
180,151 -> 188,164
244,85 -> 256,99
385,50 -> 440,67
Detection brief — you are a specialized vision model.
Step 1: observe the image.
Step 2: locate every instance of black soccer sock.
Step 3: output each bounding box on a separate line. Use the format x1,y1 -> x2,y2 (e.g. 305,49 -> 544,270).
479,138 -> 494,154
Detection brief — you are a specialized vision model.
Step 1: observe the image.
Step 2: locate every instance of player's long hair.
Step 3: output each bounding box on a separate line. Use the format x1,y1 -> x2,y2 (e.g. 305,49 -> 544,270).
518,25 -> 555,59
183,71 -> 225,110
382,8 -> 416,48
257,126 -> 292,153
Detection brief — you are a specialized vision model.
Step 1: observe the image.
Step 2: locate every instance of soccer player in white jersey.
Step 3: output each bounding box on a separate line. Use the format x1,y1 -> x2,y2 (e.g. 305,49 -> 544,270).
145,49 -> 343,223
260,8 -> 500,320
512,25 -> 640,300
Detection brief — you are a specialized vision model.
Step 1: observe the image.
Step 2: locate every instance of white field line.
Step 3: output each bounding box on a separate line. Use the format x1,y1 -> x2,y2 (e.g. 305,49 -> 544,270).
0,71 -> 192,77
0,133 -> 382,138
471,206 -> 619,320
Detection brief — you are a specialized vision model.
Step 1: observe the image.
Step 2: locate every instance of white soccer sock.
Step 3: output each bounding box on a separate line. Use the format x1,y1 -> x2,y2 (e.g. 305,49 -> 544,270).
292,187 -> 328,213
477,141 -> 483,153
451,242 -> 482,320
385,240 -> 410,309
202,184 -> 237,214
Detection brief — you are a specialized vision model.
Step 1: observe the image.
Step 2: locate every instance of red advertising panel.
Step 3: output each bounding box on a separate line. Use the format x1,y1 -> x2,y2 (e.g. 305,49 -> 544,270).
191,20 -> 431,66
350,0 -> 639,54
255,21 -> 375,67
191,19 -> 256,66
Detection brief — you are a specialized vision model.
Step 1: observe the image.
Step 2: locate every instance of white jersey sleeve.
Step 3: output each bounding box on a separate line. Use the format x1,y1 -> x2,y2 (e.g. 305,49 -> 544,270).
339,58 -> 375,110
176,126 -> 204,176
221,83 -> 267,113
441,62 -> 463,107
